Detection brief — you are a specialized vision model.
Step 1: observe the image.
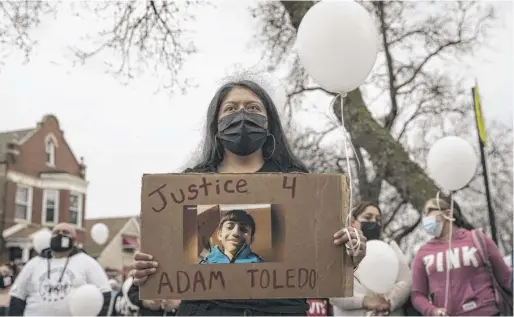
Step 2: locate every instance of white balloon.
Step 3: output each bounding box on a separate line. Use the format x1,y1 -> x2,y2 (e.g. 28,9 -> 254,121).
355,240 -> 399,294
32,228 -> 52,254
427,136 -> 478,191
296,0 -> 379,93
91,223 -> 109,245
68,284 -> 104,316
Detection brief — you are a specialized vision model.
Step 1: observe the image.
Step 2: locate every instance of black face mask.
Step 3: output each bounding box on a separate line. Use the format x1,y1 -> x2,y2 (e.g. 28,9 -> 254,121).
0,275 -> 12,289
50,234 -> 73,252
360,221 -> 381,241
217,109 -> 269,156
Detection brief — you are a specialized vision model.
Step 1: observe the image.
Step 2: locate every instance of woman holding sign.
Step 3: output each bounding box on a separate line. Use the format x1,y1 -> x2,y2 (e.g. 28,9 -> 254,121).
132,78 -> 367,316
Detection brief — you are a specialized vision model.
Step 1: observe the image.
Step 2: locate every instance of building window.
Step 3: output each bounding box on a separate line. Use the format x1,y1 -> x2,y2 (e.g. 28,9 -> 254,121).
122,235 -> 139,253
8,247 -> 22,262
69,193 -> 83,227
15,186 -> 32,221
42,190 -> 59,224
45,138 -> 55,166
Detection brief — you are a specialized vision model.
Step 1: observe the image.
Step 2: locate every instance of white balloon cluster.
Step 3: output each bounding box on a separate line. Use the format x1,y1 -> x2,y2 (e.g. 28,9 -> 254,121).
68,284 -> 104,316
427,136 -> 478,191
91,223 -> 109,245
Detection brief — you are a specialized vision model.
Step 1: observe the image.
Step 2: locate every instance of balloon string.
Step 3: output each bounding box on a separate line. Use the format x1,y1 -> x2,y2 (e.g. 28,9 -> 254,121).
328,93 -> 361,224
443,192 -> 454,313
329,94 -> 362,172
329,93 -> 361,257
437,190 -> 454,314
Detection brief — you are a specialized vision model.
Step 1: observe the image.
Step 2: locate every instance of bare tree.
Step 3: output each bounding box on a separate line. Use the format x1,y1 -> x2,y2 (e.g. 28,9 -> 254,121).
0,0 -> 56,67
0,0 -> 204,93
71,0 -> 205,93
252,1 -> 512,251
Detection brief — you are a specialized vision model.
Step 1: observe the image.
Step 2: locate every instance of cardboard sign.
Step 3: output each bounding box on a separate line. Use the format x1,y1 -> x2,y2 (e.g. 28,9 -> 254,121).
139,173 -> 353,300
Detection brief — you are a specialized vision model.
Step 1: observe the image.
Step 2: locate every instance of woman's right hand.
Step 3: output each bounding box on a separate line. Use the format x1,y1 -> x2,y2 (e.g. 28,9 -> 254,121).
363,295 -> 389,311
132,251 -> 158,286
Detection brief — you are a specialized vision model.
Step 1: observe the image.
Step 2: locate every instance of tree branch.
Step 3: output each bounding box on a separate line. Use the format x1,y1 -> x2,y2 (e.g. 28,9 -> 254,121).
393,215 -> 421,245
71,0 -> 202,92
376,1 -> 399,131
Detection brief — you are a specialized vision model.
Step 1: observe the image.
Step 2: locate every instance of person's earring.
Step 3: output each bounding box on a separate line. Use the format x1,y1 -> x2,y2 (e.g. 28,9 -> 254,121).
214,135 -> 223,159
264,134 -> 276,160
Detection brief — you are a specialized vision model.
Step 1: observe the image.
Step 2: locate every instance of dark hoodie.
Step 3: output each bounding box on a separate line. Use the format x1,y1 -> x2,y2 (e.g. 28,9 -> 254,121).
173,161 -> 309,316
8,247 -> 111,316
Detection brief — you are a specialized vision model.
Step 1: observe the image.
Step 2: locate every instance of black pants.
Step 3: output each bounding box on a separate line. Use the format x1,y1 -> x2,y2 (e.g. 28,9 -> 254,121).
177,302 -> 305,316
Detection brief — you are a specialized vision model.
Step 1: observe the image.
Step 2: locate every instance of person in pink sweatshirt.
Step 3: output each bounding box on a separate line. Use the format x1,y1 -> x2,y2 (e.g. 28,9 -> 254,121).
411,194 -> 512,316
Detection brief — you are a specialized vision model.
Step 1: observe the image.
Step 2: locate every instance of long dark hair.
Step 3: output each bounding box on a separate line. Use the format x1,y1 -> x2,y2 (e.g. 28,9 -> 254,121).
353,201 -> 381,220
427,194 -> 474,230
191,80 -> 308,172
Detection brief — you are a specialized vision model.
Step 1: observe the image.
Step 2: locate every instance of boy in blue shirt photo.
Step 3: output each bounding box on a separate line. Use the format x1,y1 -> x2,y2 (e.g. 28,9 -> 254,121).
200,209 -> 263,264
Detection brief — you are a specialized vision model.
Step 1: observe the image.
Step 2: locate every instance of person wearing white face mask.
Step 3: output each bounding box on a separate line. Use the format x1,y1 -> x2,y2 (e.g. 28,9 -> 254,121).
411,194 -> 512,316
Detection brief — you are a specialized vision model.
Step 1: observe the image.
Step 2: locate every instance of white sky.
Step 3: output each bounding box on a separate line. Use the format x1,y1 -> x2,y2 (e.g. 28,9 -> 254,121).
0,1 -> 512,219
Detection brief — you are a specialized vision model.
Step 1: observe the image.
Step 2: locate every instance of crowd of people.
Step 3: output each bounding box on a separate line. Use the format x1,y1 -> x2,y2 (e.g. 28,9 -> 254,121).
0,79 -> 512,316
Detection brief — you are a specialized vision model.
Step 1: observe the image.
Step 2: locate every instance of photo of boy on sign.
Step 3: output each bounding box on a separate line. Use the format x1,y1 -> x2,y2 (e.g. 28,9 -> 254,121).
200,209 -> 263,264
185,203 -> 281,264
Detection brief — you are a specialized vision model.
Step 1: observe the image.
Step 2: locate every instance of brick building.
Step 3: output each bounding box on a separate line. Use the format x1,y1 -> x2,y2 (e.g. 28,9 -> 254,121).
0,114 -> 88,262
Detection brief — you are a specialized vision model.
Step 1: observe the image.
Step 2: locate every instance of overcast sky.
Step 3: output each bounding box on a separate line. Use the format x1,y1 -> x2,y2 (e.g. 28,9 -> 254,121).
0,1 -> 512,219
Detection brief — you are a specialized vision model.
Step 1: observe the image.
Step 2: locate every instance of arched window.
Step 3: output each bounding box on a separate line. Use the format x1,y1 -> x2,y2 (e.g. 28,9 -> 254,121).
45,136 -> 56,166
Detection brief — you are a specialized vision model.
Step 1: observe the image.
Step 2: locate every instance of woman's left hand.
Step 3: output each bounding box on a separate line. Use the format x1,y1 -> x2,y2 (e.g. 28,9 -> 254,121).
333,226 -> 367,267
160,299 -> 181,311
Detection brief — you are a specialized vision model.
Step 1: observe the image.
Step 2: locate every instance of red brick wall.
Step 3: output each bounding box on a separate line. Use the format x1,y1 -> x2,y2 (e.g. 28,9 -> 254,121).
4,182 -> 86,242
3,115 -> 87,241
9,115 -> 82,178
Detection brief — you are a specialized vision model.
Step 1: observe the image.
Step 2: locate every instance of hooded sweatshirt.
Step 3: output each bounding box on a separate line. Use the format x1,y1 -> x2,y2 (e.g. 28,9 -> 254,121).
411,228 -> 512,316
201,245 -> 263,264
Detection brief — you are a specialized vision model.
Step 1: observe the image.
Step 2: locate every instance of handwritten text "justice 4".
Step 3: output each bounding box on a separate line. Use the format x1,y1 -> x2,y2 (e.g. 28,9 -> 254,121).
148,176 -> 297,212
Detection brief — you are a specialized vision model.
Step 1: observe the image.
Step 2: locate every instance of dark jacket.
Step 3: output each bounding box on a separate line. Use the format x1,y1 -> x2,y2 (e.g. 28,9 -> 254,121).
8,247 -> 111,316
111,290 -> 124,316
175,161 -> 309,316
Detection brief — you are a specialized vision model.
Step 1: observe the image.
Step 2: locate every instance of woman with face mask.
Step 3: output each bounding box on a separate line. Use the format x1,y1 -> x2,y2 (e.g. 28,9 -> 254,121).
131,79 -> 368,316
330,202 -> 412,316
411,195 -> 512,316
